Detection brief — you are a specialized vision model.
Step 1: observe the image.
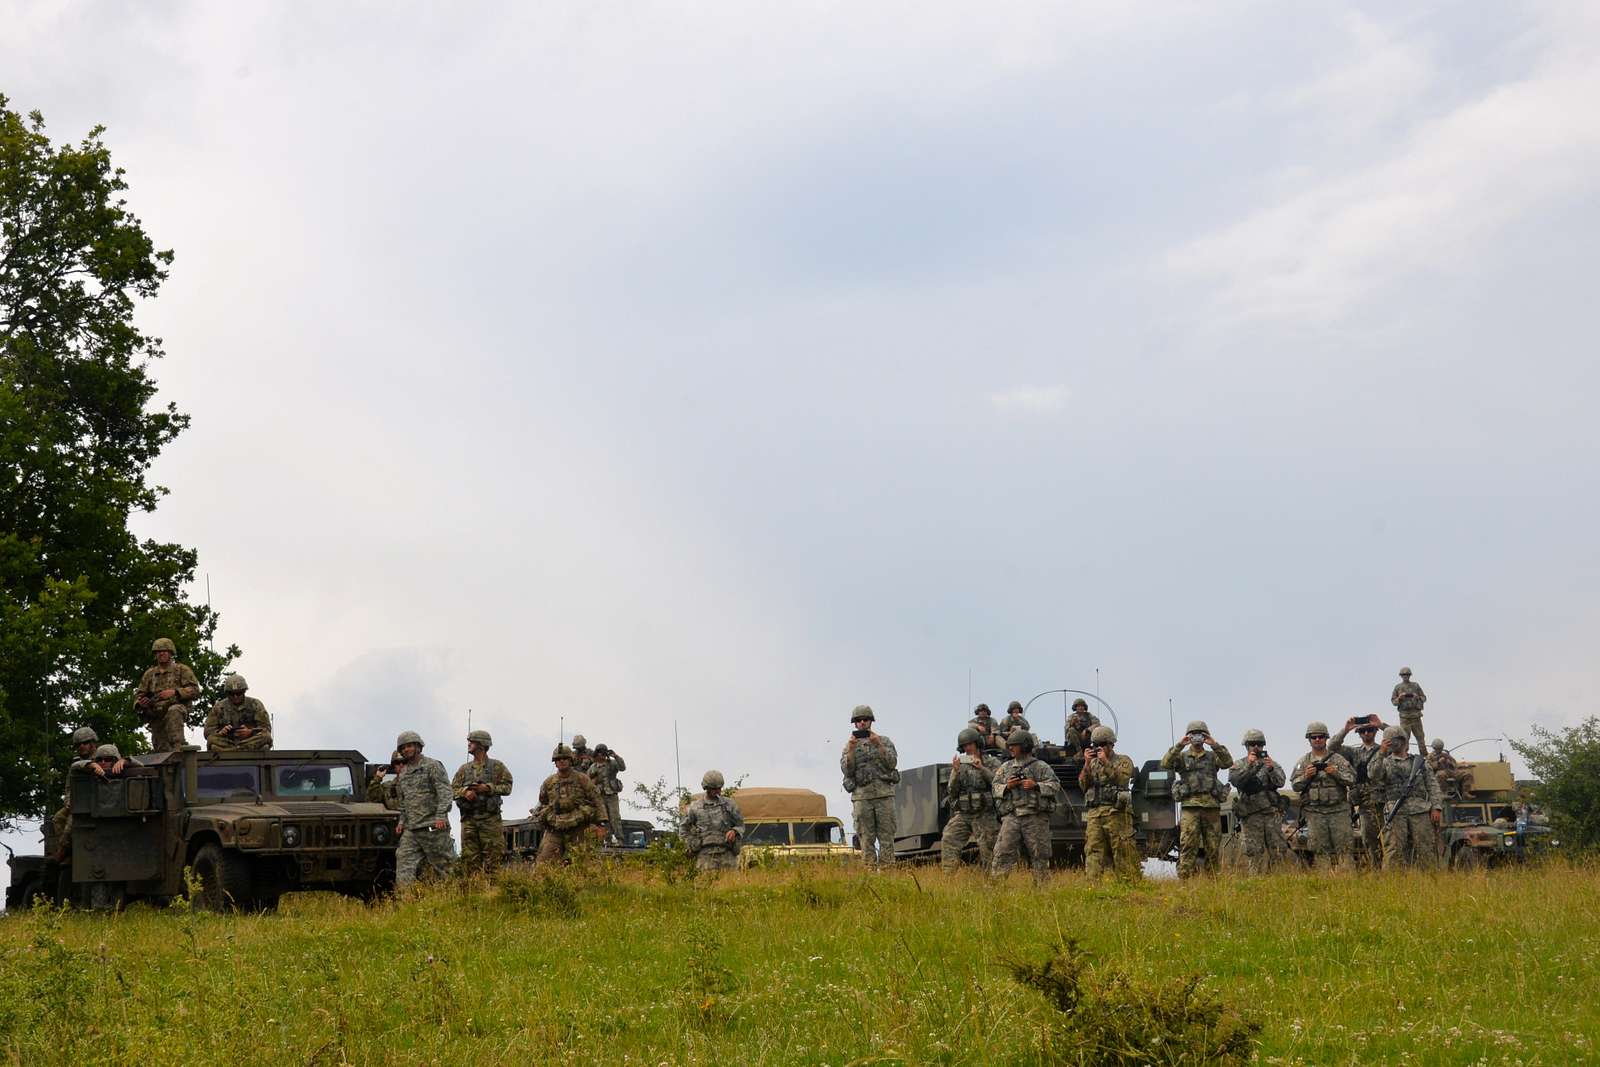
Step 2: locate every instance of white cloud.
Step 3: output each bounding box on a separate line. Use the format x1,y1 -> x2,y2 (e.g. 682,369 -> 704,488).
989,385 -> 1069,414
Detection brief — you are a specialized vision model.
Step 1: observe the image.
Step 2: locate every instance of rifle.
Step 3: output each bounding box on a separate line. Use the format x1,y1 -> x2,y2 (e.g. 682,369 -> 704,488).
1383,754 -> 1426,827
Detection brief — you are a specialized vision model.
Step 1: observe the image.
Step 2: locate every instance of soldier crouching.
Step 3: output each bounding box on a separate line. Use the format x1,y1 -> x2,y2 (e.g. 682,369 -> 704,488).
534,744 -> 604,864
204,674 -> 273,751
991,730 -> 1061,882
682,770 -> 745,870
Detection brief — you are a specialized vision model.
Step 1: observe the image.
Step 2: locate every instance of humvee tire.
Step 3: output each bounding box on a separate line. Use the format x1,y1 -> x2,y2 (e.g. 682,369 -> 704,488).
1450,842 -> 1485,871
191,843 -> 255,911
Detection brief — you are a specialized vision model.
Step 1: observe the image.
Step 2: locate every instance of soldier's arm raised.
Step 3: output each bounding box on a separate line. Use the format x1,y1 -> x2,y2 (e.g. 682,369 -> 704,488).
1160,744 -> 1183,770
1211,743 -> 1233,768
1111,756 -> 1134,789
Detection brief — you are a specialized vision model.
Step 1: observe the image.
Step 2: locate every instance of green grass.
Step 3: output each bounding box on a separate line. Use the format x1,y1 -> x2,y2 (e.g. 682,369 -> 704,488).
1,860 -> 1596,1065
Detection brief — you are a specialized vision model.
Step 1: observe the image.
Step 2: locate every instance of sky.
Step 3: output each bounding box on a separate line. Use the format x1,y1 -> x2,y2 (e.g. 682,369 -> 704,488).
3,1 -> 1598,851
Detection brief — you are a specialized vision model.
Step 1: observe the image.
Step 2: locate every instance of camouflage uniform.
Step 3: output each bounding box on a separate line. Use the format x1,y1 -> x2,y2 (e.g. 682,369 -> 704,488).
1330,723 -> 1384,867
1429,746 -> 1474,800
1161,736 -> 1233,879
1065,709 -> 1101,755
941,751 -> 1002,870
452,756 -> 513,873
133,660 -> 199,751
535,768 -> 604,865
393,753 -> 455,887
588,749 -> 627,842
203,697 -> 274,751
841,732 -> 899,867
1080,751 -> 1138,880
682,788 -> 745,870
1370,746 -> 1443,869
571,737 -> 594,779
991,749 -> 1060,880
966,705 -> 998,750
996,711 -> 1030,744
1227,752 -> 1287,875
1390,675 -> 1427,753
1292,748 -> 1356,869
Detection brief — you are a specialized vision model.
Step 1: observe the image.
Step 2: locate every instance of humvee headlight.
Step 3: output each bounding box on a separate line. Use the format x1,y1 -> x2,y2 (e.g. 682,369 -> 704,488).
372,823 -> 392,845
282,825 -> 302,847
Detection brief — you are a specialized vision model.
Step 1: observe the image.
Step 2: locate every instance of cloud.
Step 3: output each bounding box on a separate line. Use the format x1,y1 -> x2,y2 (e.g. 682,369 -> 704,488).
989,385 -> 1069,414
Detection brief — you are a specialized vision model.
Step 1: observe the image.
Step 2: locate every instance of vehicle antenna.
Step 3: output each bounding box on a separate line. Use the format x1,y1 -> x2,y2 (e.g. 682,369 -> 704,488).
205,573 -> 214,655
467,707 -> 472,735
1095,667 -> 1100,698
1168,698 -> 1175,745
674,720 -> 683,797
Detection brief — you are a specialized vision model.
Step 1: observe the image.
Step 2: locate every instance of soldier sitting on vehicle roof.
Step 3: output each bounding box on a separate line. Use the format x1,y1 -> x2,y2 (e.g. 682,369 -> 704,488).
204,674 -> 274,751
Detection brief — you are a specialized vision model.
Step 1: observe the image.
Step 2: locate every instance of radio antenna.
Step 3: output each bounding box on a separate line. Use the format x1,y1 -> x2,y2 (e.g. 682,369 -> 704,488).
1168,698 -> 1175,745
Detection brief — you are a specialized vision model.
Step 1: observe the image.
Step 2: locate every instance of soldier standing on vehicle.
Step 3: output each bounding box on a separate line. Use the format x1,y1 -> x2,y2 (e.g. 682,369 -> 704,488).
49,726 -> 102,863
1291,721 -> 1356,869
1370,727 -> 1443,869
1065,699 -> 1100,756
132,637 -> 200,751
534,743 -> 605,865
1079,725 -> 1138,881
967,704 -> 998,750
996,700 -> 1031,745
682,770 -> 745,871
1227,729 -> 1286,875
452,730 -> 512,874
203,674 -> 274,751
841,705 -> 899,868
941,728 -> 1002,871
379,730 -> 454,887
1330,716 -> 1386,868
991,730 -> 1061,882
1161,721 -> 1233,879
570,734 -> 594,778
589,743 -> 627,843
1390,667 -> 1427,754
1428,739 -> 1474,800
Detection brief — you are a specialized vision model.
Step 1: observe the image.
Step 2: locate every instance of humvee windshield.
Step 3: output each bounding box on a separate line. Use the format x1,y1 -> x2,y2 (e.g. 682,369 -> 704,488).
792,821 -> 845,845
273,765 -> 355,797
197,765 -> 261,798
746,823 -> 790,845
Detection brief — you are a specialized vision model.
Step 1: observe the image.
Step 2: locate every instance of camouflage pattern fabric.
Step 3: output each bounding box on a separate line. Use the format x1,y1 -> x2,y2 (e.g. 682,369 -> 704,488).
682,793 -> 745,871
203,697 -> 273,751
1429,751 -> 1474,799
693,846 -> 739,871
996,711 -> 1030,743
1370,752 -> 1443,869
1083,808 -> 1138,880
366,773 -> 398,809
1302,810 -> 1354,869
589,753 -> 627,841
1391,681 -> 1427,750
535,827 -> 593,865
571,748 -> 594,779
940,809 -> 999,871
1080,751 -> 1135,879
1292,748 -> 1355,868
1329,726 -> 1384,867
1236,809 -> 1279,874
1384,810 -> 1439,869
1176,808 -> 1222,878
1160,743 -> 1234,808
992,812 -> 1051,881
391,754 -> 454,887
535,770 -> 604,866
1226,754 -> 1286,819
1065,710 -> 1100,753
395,824 -> 453,886
966,715 -> 999,748
133,661 -> 199,750
842,732 -> 898,866
452,757 -> 512,873
852,796 -> 896,867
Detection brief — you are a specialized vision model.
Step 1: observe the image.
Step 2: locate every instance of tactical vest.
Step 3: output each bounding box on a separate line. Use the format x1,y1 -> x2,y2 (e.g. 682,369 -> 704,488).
1300,756 -> 1350,808
689,797 -> 741,851
997,758 -> 1056,816
1082,756 -> 1132,808
456,760 -> 505,816
1171,751 -> 1229,804
949,760 -> 995,814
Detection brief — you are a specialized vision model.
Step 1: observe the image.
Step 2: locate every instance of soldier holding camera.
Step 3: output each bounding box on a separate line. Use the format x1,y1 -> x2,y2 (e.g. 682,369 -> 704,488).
1330,715 -> 1386,867
1292,721 -> 1356,869
941,728 -> 1002,870
1227,729 -> 1285,874
1079,725 -> 1138,881
841,705 -> 899,868
991,730 -> 1061,882
453,729 -> 513,874
1161,721 -> 1233,879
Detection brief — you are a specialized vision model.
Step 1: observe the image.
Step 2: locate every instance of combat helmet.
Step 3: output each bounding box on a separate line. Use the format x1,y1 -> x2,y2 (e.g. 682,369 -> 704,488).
1186,720 -> 1210,736
1430,738 -> 1444,750
1007,729 -> 1036,752
1242,728 -> 1266,745
851,704 -> 875,722
1008,700 -> 1026,713
1304,721 -> 1329,738
957,727 -> 982,749
593,743 -> 610,756
972,703 -> 991,716
572,734 -> 587,748
93,744 -> 121,761
1383,725 -> 1407,744
552,743 -> 576,761
223,674 -> 248,693
151,637 -> 176,654
71,726 -> 99,746
1399,667 -> 1412,677
1072,698 -> 1089,711
1090,725 -> 1116,745
396,730 -> 424,749
702,769 -> 725,790
467,729 -> 492,747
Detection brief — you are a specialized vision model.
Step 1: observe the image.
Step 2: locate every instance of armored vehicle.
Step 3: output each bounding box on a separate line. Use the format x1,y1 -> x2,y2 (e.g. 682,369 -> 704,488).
502,817 -> 663,861
734,787 -> 853,868
1439,759 -> 1559,869
893,694 -> 1178,868
8,748 -> 398,911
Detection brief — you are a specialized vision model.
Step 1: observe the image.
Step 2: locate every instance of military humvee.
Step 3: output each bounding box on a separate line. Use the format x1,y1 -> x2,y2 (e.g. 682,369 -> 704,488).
893,722 -> 1178,868
733,787 -> 853,868
7,748 -> 399,911
501,816 -> 664,862
1439,759 -> 1558,869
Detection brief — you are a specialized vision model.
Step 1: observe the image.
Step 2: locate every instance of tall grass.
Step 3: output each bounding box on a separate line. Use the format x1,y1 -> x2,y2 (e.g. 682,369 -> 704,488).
0,860 -> 1595,1065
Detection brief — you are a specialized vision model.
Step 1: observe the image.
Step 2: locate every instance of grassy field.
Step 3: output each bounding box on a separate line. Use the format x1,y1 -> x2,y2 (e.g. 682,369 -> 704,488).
1,859 -> 1595,1066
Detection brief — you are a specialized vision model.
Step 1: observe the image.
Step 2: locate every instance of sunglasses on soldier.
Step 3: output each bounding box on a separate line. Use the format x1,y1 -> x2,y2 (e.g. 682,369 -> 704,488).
1308,733 -> 1328,740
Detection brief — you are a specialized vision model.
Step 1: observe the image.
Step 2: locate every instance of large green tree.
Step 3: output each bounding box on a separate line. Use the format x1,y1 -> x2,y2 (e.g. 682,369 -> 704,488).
1511,717 -> 1600,854
1,95 -> 237,825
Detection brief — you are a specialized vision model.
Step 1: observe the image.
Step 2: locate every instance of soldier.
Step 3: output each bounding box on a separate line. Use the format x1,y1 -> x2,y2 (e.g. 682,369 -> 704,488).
49,727 -> 102,863
380,730 -> 454,888
534,743 -> 605,864
1065,699 -> 1100,756
1429,739 -> 1474,800
1161,720 -> 1233,879
452,729 -> 512,874
1330,715 -> 1386,868
132,637 -> 200,751
1291,721 -> 1356,869
1079,725 -> 1139,881
941,727 -> 1002,871
996,700 -> 1031,745
589,743 -> 627,843
967,704 -> 998,751
840,705 -> 898,868
1370,726 -> 1443,869
1390,667 -> 1427,754
1227,729 -> 1286,875
681,770 -> 745,871
570,734 -> 594,777
991,730 -> 1060,881
74,743 -> 139,778
203,674 -> 274,751
366,751 -> 402,809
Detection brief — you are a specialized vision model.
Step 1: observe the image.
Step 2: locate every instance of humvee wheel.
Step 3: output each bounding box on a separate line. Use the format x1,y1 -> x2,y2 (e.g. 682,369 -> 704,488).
1451,844 -> 1485,871
191,843 -> 255,911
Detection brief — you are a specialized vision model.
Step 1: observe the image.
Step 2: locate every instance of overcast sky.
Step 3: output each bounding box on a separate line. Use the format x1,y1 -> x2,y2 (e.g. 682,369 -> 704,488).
4,1 -> 1597,843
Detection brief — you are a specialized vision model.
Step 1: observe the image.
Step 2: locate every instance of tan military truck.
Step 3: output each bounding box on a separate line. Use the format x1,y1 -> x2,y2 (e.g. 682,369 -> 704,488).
734,788 -> 853,868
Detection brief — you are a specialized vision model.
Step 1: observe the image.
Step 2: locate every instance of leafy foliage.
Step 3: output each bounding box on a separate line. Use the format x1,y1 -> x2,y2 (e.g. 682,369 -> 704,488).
1512,717 -> 1600,851
0,96 -> 236,821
